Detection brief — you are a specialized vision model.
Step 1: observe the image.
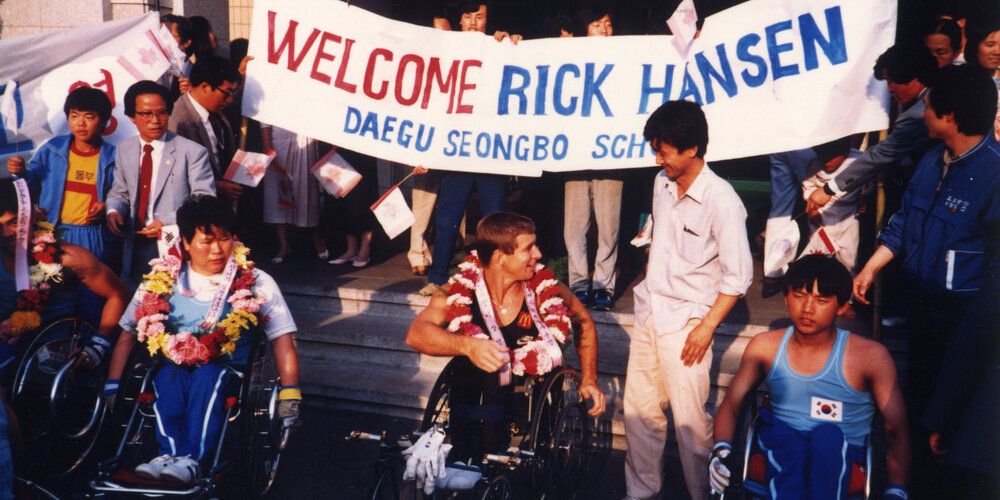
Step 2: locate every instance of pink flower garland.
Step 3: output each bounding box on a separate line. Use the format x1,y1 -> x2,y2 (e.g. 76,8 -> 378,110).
443,252 -> 572,376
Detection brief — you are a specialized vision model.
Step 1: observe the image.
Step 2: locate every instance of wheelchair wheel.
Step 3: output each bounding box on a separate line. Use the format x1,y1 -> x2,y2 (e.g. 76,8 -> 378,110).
107,346 -> 160,472
242,343 -> 286,497
9,317 -> 104,478
720,392 -> 760,499
525,367 -> 586,497
421,358 -> 459,432
479,475 -> 514,500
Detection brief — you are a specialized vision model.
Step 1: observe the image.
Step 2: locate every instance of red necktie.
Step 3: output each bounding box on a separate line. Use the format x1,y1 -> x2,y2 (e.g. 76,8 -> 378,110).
136,144 -> 153,227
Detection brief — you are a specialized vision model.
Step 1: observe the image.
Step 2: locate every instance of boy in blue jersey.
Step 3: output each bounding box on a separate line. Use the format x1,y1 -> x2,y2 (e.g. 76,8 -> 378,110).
710,255 -> 911,500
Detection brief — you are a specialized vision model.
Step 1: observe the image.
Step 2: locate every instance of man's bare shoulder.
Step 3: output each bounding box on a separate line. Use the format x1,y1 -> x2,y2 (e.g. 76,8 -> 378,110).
844,332 -> 894,364
744,328 -> 786,360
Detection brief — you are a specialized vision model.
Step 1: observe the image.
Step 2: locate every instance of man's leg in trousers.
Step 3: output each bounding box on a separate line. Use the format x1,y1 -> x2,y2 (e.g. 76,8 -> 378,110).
659,319 -> 713,500
806,424 -> 853,500
474,174 -> 507,216
764,150 -> 812,278
758,417 -> 809,500
591,178 -> 623,294
153,364 -> 190,456
428,173 -> 475,285
178,363 -> 229,460
408,172 -> 439,267
564,179 -> 592,294
624,315 -> 670,500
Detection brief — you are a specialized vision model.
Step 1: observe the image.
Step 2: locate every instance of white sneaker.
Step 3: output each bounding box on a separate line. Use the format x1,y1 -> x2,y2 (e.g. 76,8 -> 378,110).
134,455 -> 174,479
159,455 -> 200,483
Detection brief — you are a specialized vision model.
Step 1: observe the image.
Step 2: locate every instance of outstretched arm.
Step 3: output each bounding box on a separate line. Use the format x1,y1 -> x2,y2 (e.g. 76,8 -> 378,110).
561,284 -> 605,416
60,242 -> 128,339
406,291 -> 509,373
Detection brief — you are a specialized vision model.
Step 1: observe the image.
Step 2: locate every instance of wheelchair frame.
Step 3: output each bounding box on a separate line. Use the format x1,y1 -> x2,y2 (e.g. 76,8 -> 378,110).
7,317 -> 107,479
357,357 -> 591,500
88,331 -> 290,498
720,394 -> 882,500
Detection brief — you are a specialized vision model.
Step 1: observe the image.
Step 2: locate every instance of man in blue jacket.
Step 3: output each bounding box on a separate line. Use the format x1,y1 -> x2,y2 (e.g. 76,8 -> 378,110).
6,87 -> 115,261
853,64 -> 1000,499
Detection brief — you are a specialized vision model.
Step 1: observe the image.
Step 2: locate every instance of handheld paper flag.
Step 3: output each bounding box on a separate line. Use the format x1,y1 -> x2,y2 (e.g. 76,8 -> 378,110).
224,150 -> 276,187
799,226 -> 839,257
666,0 -> 698,57
310,150 -> 362,198
370,186 -> 415,240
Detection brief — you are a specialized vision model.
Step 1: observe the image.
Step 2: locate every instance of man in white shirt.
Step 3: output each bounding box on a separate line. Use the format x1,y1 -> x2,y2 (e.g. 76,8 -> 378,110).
106,81 -> 215,281
623,100 -> 753,500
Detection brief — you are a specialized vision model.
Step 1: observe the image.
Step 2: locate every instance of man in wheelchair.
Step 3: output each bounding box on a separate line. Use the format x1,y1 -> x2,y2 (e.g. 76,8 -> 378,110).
0,177 -> 128,374
406,211 -> 605,489
711,256 -> 910,500
107,195 -> 301,483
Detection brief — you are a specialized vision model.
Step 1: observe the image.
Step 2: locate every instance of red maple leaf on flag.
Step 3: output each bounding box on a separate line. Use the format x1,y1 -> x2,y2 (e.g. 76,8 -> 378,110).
138,47 -> 160,67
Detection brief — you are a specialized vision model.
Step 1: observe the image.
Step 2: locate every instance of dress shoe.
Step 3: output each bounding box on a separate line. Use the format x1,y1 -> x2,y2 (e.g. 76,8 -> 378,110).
412,265 -> 428,275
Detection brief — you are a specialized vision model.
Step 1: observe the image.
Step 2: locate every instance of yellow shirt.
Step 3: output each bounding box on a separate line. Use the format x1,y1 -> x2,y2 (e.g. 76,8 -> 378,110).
60,144 -> 100,225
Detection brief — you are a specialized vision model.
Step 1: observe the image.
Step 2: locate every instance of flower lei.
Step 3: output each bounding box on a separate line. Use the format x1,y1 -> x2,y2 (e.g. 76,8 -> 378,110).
0,221 -> 62,341
443,252 -> 573,377
135,245 -> 268,366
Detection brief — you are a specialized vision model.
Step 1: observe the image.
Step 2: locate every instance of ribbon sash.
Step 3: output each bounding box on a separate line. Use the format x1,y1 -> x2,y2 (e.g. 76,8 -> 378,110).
522,283 -> 564,370
13,179 -> 31,291
473,274 -> 512,386
196,248 -> 241,331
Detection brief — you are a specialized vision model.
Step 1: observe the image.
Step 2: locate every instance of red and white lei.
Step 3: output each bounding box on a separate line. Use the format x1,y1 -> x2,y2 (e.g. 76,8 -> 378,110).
134,245 -> 267,366
0,221 -> 61,341
443,252 -> 572,376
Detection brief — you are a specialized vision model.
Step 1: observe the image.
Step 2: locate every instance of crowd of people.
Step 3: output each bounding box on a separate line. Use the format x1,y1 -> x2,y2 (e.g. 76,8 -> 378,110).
0,1 -> 998,498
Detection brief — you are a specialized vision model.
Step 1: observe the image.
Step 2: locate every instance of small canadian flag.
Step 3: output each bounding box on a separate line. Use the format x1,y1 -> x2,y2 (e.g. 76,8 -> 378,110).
811,396 -> 843,422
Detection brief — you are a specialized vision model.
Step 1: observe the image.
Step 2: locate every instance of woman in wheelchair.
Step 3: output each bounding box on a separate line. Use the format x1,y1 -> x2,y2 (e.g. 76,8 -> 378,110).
0,177 -> 128,378
711,256 -> 910,500
406,212 -> 605,483
106,195 -> 301,484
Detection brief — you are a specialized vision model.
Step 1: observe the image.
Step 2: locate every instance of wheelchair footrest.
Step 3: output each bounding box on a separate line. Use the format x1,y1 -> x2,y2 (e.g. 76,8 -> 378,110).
106,468 -> 202,489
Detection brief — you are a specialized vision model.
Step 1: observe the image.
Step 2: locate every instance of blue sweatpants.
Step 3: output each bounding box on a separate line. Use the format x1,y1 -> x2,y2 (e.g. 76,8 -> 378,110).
58,223 -> 109,327
152,363 -> 230,460
757,407 -> 865,500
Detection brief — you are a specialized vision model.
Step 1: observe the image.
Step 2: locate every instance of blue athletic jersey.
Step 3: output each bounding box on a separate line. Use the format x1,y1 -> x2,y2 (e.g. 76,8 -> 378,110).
765,327 -> 875,446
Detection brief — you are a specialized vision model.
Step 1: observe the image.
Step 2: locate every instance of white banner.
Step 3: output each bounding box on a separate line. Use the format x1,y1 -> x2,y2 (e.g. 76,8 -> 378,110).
0,13 -> 171,161
243,0 -> 895,176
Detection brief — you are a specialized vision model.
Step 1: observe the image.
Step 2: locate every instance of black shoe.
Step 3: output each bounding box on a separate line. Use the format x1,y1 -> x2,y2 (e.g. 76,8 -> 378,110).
590,289 -> 614,311
573,289 -> 590,306
761,277 -> 784,298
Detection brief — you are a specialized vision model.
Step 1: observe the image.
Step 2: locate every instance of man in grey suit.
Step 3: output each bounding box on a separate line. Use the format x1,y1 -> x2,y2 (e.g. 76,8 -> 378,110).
107,81 -> 215,280
806,44 -> 939,214
168,55 -> 242,204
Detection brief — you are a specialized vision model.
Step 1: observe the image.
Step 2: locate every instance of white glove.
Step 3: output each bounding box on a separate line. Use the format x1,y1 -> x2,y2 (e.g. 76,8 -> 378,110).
401,426 -> 446,495
709,441 -> 732,495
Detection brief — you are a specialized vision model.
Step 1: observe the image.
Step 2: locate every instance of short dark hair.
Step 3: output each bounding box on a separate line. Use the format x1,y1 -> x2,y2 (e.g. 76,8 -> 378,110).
123,80 -> 172,118
812,136 -> 852,163
927,64 -> 998,136
922,18 -> 963,53
784,255 -> 853,305
188,15 -> 215,58
963,14 -> 1000,68
643,100 -> 709,158
0,178 -> 20,217
189,54 -> 240,89
574,3 -> 611,37
475,211 -> 535,266
458,1 -> 486,16
177,195 -> 237,243
63,86 -> 112,125
161,14 -> 193,45
872,44 -> 937,86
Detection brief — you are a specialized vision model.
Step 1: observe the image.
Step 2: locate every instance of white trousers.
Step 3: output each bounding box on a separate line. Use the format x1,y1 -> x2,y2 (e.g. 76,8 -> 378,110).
563,177 -> 623,294
624,316 -> 713,500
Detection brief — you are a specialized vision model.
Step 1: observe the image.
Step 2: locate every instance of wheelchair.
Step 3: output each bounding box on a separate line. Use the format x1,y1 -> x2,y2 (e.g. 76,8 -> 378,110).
352,357 -> 591,500
720,394 -> 885,500
88,331 -> 291,498
4,317 -> 107,479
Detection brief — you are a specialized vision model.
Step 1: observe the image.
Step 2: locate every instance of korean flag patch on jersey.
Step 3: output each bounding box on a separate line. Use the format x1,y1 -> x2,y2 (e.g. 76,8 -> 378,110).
811,396 -> 843,422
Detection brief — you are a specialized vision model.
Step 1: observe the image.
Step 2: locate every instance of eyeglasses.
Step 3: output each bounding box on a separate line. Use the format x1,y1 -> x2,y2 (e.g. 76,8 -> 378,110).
214,86 -> 236,100
134,110 -> 170,120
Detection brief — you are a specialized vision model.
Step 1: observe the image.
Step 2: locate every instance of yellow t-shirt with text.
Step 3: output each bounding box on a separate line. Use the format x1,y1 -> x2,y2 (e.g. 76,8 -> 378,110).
59,145 -> 100,225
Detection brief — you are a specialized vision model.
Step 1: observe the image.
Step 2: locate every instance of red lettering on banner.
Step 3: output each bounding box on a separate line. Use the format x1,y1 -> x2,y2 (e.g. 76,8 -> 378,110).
422,58 -> 459,113
394,54 -> 424,106
310,32 -> 342,84
334,38 -> 358,93
267,10 -> 321,72
456,60 -> 482,114
69,69 -> 118,135
363,49 -> 393,99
